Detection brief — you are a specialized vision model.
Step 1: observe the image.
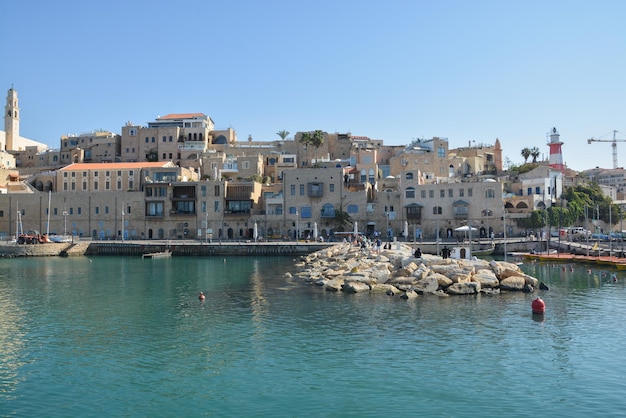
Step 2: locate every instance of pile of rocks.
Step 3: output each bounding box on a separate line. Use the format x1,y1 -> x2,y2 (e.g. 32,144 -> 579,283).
286,243 -> 540,298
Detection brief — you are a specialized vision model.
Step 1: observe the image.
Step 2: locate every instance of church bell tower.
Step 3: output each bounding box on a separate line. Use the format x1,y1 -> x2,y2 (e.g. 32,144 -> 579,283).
4,86 -> 20,151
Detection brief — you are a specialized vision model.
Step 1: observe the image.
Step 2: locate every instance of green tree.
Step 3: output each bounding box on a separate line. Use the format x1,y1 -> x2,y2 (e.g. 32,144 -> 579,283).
299,130 -> 325,166
530,146 -> 540,163
521,147 -> 531,163
276,130 -> 289,140
332,205 -> 352,231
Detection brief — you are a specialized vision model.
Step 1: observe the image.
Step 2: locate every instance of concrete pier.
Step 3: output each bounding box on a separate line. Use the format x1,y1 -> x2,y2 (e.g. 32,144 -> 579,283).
0,240 -> 335,257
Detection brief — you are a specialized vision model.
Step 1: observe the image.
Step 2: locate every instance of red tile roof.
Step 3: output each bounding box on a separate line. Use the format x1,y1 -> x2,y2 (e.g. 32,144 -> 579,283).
157,113 -> 206,120
59,162 -> 175,171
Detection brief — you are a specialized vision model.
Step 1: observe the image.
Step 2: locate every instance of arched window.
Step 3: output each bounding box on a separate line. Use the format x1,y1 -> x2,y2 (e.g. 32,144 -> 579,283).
405,187 -> 415,198
321,203 -> 335,218
406,172 -> 414,180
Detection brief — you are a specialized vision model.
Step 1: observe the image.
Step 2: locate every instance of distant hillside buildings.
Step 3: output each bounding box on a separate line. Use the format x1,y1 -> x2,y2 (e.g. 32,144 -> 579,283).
0,86 -> 614,242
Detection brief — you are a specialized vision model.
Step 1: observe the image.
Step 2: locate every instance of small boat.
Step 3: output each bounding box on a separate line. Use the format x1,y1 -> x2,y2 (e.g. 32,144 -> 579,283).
449,243 -> 494,260
142,250 -> 171,259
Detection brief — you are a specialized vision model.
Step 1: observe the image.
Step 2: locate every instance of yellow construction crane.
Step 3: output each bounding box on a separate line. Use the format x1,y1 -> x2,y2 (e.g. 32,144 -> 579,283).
587,130 -> 626,169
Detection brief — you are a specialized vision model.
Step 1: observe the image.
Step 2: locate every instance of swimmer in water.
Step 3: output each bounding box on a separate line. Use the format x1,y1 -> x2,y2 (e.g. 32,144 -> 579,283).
199,292 -> 205,300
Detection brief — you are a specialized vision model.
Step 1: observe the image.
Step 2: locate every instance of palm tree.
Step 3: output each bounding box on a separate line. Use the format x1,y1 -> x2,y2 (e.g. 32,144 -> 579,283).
310,130 -> 325,164
530,146 -> 540,163
276,130 -> 289,140
521,147 -> 531,164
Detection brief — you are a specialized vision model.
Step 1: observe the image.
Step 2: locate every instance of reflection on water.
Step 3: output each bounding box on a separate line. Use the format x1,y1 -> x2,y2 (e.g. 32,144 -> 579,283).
0,256 -> 625,416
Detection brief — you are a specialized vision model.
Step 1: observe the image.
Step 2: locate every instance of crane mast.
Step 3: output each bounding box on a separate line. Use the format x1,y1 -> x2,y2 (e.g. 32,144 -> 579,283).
587,130 -> 626,169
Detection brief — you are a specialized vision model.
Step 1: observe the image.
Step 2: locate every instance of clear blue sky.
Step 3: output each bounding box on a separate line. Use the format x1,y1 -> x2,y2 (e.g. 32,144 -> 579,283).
3,0 -> 626,172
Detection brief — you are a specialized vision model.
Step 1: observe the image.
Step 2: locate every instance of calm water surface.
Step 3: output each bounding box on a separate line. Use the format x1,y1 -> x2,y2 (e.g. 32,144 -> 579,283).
1,255 -> 625,417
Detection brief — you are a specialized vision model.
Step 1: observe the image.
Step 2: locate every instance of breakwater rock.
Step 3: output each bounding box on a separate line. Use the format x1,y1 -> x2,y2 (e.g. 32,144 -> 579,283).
289,243 -> 539,298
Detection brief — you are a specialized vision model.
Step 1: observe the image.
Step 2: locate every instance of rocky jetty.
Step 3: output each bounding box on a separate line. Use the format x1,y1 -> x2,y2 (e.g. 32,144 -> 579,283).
287,243 -> 539,297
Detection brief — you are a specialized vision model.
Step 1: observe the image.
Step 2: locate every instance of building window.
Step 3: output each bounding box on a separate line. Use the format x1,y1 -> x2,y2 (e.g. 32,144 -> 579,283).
467,188 -> 473,197
405,187 -> 415,198
105,206 -> 109,214
421,190 -> 426,198
300,184 -> 305,195
429,190 -> 434,198
146,202 -> 164,217
117,180 -> 122,190
308,182 -> 323,197
329,184 -> 334,192
83,181 -> 87,190
347,204 -> 358,214
459,189 -> 464,197
215,185 -> 220,196
214,201 -> 220,212
448,189 -> 453,197
291,185 -> 296,196
320,204 -> 335,218
95,207 -> 99,215
438,147 -> 445,157
535,186 -> 541,194
433,206 -> 442,215
289,206 -> 297,214
486,189 -> 496,198
94,181 -> 98,190
406,172 -> 413,180
440,190 -> 445,198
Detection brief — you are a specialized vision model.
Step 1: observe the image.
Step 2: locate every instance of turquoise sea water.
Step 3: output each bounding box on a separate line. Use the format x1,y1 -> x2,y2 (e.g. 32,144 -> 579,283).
1,255 -> 626,417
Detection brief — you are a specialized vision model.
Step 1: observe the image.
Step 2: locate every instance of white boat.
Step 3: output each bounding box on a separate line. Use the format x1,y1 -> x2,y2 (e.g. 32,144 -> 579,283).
449,243 -> 495,260
142,250 -> 172,259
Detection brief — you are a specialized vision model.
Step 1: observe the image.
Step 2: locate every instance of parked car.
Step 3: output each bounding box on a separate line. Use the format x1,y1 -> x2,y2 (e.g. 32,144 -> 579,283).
591,233 -> 610,242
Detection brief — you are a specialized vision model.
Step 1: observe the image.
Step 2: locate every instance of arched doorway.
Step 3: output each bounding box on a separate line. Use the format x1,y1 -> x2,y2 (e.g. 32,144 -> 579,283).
227,228 -> 234,239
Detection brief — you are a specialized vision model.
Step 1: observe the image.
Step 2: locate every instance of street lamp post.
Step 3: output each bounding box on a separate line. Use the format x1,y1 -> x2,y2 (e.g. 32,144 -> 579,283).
295,209 -> 299,244
121,209 -> 125,242
62,211 -> 68,238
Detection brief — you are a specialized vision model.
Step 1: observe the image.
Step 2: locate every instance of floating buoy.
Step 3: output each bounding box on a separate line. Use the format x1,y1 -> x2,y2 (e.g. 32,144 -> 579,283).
532,297 -> 546,315
199,292 -> 206,300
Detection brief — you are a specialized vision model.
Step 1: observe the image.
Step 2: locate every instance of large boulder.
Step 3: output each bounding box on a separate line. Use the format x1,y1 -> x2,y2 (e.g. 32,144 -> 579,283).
426,272 -> 454,288
500,276 -> 526,291
412,276 -> 439,294
447,281 -> 481,295
394,261 -> 419,277
341,281 -> 371,293
400,289 -> 419,300
370,283 -> 400,295
472,270 -> 499,288
386,276 -> 416,286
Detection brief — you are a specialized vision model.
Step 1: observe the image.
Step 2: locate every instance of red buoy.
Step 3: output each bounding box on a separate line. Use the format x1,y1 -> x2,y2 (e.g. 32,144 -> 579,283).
532,297 -> 545,314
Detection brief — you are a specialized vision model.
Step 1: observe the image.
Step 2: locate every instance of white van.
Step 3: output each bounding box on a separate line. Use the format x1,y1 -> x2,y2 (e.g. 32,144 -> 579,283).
569,227 -> 591,240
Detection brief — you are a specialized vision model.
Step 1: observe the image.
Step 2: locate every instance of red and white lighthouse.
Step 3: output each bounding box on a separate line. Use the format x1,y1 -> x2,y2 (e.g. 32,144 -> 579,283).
548,127 -> 564,172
